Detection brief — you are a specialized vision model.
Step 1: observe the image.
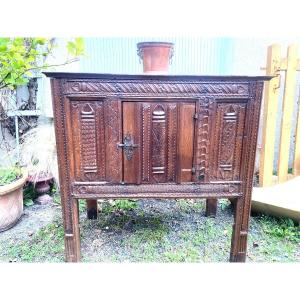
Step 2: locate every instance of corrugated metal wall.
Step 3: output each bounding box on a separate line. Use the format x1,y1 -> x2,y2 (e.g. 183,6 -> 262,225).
79,37 -> 234,75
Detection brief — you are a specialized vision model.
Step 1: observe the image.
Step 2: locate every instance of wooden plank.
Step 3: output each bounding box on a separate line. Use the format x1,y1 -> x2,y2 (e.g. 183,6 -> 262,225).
259,44 -> 281,187
104,99 -> 123,183
123,102 -> 141,184
177,103 -> 195,182
278,45 -> 298,183
293,94 -> 300,176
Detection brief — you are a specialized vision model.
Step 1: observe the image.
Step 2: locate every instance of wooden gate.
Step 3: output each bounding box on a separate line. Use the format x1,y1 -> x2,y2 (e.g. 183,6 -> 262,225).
259,44 -> 300,186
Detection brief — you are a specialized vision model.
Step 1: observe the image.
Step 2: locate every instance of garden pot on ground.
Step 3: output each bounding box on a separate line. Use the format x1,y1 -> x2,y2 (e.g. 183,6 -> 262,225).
27,172 -> 54,205
0,170 -> 28,232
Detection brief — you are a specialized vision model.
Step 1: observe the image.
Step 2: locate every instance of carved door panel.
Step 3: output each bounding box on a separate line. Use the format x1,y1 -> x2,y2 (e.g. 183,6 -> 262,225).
209,102 -> 247,181
67,100 -> 106,182
66,99 -> 122,183
122,101 -> 196,184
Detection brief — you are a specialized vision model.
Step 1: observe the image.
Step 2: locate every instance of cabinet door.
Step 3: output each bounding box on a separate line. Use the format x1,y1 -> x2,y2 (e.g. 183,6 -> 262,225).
66,99 -> 122,183
67,100 -> 106,182
122,101 -> 196,184
209,102 -> 247,181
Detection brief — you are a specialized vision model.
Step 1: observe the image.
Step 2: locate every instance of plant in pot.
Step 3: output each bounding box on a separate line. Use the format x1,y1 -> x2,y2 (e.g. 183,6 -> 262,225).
0,166 -> 28,231
0,37 -> 84,230
19,122 -> 59,205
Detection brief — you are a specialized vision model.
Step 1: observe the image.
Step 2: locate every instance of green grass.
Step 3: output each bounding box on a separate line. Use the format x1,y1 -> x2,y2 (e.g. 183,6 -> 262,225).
176,199 -> 205,213
247,214 -> 300,262
255,215 -> 300,242
2,222 -> 65,262
1,198 -> 299,263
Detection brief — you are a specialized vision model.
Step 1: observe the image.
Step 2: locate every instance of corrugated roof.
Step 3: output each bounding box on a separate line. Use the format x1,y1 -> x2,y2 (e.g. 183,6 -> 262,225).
79,37 -> 234,75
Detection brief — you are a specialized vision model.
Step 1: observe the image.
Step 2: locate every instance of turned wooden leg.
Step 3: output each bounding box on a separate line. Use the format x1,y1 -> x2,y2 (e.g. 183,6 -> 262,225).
87,199 -> 98,219
63,198 -> 81,262
230,198 -> 248,262
206,198 -> 217,217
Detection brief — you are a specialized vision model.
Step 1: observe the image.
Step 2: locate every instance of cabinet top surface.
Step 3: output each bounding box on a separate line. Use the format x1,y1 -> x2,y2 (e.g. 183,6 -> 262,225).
44,72 -> 272,81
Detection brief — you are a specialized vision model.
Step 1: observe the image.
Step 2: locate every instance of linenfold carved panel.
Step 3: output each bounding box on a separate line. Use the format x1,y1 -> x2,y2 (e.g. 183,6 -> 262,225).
62,80 -> 249,97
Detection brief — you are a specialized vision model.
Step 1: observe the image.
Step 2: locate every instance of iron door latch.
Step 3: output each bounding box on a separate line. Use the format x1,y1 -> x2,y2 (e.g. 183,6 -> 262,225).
117,134 -> 138,160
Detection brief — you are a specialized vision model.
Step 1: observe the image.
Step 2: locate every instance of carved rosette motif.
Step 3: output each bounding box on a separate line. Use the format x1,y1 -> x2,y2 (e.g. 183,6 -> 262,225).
62,80 -> 249,97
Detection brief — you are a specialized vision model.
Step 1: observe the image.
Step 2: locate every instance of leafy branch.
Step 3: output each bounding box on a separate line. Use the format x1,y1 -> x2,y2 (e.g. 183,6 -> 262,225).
0,37 -> 84,90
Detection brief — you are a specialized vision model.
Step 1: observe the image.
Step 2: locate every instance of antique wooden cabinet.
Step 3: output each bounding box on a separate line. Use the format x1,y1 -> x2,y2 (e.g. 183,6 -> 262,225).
45,72 -> 270,262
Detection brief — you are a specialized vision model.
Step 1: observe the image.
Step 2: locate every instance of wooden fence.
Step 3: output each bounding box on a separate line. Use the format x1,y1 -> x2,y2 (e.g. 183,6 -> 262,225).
259,44 -> 300,187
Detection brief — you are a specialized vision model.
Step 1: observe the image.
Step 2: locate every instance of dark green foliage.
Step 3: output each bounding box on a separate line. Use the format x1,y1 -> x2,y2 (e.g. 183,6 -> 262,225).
257,214 -> 300,242
0,167 -> 22,185
23,183 -> 37,207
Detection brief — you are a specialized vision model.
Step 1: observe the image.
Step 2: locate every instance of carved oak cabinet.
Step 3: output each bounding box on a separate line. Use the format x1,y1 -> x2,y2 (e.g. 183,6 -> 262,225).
45,72 -> 270,262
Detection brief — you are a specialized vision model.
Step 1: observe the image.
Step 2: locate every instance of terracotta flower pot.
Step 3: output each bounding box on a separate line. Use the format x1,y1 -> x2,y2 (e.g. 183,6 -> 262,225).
137,42 -> 174,74
0,169 -> 28,232
27,172 -> 54,205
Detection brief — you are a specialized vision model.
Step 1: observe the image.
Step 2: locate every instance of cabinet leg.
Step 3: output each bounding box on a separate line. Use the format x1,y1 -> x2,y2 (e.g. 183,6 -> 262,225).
87,199 -> 98,219
63,198 -> 81,262
229,198 -> 247,262
206,198 -> 217,217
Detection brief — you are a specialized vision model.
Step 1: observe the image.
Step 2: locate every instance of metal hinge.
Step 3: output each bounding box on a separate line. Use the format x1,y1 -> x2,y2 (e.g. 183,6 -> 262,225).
191,166 -> 201,174
193,113 -> 198,120
191,166 -> 205,180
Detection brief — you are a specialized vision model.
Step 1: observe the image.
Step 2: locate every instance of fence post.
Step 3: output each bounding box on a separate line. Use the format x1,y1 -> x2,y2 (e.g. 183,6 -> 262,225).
259,44 -> 281,187
278,45 -> 298,183
293,87 -> 300,176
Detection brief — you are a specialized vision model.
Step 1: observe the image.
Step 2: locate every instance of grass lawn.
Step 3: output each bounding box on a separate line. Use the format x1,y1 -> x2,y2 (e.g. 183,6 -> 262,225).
0,197 -> 299,262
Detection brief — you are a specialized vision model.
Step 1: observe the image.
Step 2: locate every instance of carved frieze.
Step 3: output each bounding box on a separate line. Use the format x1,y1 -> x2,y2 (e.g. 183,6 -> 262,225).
72,182 -> 242,198
62,80 -> 249,97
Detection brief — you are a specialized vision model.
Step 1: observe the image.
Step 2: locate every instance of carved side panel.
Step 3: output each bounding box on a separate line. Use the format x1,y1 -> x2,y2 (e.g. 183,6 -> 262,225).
210,103 -> 246,181
69,101 -> 105,181
104,99 -> 122,183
